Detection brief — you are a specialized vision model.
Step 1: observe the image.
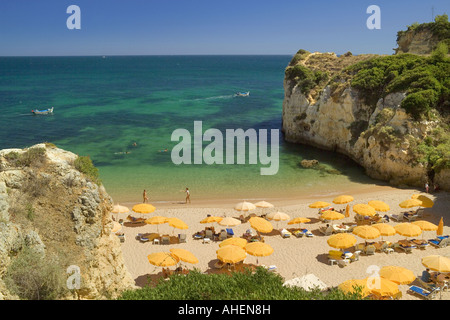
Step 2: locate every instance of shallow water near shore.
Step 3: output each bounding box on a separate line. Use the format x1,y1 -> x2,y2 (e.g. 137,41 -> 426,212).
0,55 -> 381,203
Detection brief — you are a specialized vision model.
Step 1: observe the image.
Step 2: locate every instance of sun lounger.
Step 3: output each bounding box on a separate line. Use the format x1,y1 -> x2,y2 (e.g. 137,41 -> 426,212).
205,229 -> 213,240
364,245 -> 376,255
218,230 -> 228,241
126,215 -> 146,224
262,265 -> 277,272
178,233 -> 186,243
302,229 -> 314,237
407,285 -> 439,300
390,214 -> 403,222
226,228 -> 234,236
161,235 -> 170,245
319,226 -> 334,236
428,236 -> 449,248
404,213 -> 419,222
416,208 -> 425,218
280,229 -> 291,238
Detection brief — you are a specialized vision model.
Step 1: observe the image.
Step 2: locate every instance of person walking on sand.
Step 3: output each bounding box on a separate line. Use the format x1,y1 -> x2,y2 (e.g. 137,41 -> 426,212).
185,187 -> 191,204
143,189 -> 149,203
425,182 -> 429,193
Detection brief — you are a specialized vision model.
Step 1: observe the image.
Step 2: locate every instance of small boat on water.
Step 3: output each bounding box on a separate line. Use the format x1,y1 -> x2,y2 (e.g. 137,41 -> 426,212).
32,107 -> 54,115
235,91 -> 250,97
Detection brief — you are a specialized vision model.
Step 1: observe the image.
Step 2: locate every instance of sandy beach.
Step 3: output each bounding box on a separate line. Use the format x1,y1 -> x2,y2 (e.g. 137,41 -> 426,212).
116,185 -> 450,300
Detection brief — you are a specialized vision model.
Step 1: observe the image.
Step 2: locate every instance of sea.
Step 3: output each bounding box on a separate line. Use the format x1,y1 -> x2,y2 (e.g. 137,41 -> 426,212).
0,55 -> 380,204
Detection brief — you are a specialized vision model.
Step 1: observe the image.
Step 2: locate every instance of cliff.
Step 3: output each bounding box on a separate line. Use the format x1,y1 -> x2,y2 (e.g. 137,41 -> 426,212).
282,22 -> 450,190
0,144 -> 136,300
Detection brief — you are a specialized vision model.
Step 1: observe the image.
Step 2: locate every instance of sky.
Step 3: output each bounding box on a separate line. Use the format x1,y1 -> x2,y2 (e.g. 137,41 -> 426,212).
0,0 -> 449,56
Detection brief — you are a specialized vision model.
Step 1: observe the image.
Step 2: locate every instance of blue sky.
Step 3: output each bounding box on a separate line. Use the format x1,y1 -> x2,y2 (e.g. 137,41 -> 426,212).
0,0 -> 448,56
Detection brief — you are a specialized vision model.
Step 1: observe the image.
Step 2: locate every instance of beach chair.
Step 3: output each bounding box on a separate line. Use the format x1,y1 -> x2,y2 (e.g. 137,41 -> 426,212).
390,214 -> 403,222
126,215 -> 146,224
226,228 -> 234,236
364,245 -> 376,255
302,229 -> 314,237
280,229 -> 291,238
404,213 -> 419,222
178,233 -> 186,243
428,236 -> 449,248
328,250 -> 344,265
161,235 -> 170,245
136,233 -> 150,243
205,229 -> 213,240
349,251 -> 361,263
218,230 -> 228,241
416,208 -> 425,218
319,225 -> 334,236
407,285 -> 439,300
262,265 -> 277,272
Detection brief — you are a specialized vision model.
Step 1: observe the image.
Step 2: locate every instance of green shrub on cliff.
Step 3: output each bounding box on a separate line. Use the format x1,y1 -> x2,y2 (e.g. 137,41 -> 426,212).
285,64 -> 329,96
74,155 -> 101,185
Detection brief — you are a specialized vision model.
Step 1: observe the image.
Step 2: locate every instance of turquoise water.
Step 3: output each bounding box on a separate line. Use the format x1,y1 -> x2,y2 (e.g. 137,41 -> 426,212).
0,56 -> 377,203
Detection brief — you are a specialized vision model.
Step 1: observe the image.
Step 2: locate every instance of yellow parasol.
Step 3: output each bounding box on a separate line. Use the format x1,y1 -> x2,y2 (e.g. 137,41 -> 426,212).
309,201 -> 331,208
169,248 -> 199,265
372,223 -> 396,240
219,237 -> 248,248
234,201 -> 256,212
353,204 -> 376,217
147,252 -> 179,267
288,217 -> 311,226
145,216 -> 168,233
338,279 -> 370,297
352,225 -> 381,240
266,211 -> 290,229
422,255 -> 450,273
394,223 -> 422,238
412,220 -> 438,231
167,217 -> 188,235
364,277 -> 400,297
437,217 -> 444,236
200,216 -> 223,225
327,233 -> 357,249
218,216 -> 241,227
244,242 -> 274,264
321,211 -> 345,221
249,217 -> 273,234
379,266 -> 415,285
368,200 -> 390,212
333,195 -> 354,204
132,203 -> 156,214
216,245 -> 247,264
399,199 -> 422,209
411,194 -> 434,208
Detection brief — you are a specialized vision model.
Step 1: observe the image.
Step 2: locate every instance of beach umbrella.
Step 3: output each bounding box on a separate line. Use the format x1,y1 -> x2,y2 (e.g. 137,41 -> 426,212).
169,248 -> 199,265
111,204 -> 129,214
321,211 -> 345,221
249,217 -> 273,234
200,216 -> 223,224
353,204 -> 376,217
352,225 -> 380,240
216,245 -> 247,264
368,200 -> 390,212
254,201 -> 274,209
333,195 -> 354,204
422,255 -> 450,273
364,277 -> 400,297
437,217 -> 444,236
327,233 -> 357,249
266,211 -> 290,228
379,266 -> 415,285
132,203 -> 156,215
399,199 -> 422,209
111,221 -> 122,234
345,204 -> 350,218
412,220 -> 438,231
411,194 -> 434,208
219,237 -> 248,248
145,216 -> 168,233
288,217 -> 311,226
394,223 -> 422,238
218,217 -> 241,227
234,201 -> 256,212
167,217 -> 188,234
338,279 -> 370,297
147,252 -> 179,267
244,242 -> 274,264
372,223 -> 396,240
309,201 -> 331,208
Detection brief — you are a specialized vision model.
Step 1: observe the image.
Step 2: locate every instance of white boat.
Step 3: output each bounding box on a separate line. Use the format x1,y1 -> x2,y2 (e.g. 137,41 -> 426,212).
235,91 -> 250,97
32,107 -> 54,115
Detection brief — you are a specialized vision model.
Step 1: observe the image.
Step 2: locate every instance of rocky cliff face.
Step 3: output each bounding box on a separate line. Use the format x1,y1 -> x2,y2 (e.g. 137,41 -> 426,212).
282,52 -> 449,190
395,28 -> 440,55
0,144 -> 136,300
